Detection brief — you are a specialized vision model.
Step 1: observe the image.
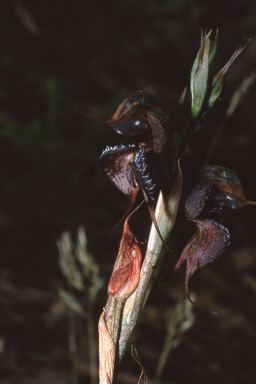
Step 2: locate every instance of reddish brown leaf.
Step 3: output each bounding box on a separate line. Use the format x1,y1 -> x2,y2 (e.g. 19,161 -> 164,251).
108,215 -> 142,300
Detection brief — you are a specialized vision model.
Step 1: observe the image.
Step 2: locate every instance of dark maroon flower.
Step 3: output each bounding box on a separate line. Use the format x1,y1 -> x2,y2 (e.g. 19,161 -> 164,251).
174,165 -> 255,310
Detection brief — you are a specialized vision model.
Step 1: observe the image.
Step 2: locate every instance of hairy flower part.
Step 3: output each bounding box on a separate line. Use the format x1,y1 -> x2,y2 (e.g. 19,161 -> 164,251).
133,150 -> 156,199
108,214 -> 142,300
174,165 -> 255,309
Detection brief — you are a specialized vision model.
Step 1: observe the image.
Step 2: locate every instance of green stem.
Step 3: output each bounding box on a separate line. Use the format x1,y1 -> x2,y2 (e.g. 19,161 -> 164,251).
104,296 -> 124,347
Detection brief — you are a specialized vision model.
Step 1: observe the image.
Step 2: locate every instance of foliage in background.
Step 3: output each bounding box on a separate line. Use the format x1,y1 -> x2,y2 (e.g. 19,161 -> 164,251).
58,227 -> 102,384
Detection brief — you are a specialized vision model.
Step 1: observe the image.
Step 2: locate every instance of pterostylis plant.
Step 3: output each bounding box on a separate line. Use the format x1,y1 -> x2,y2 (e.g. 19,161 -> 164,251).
82,30 -> 253,383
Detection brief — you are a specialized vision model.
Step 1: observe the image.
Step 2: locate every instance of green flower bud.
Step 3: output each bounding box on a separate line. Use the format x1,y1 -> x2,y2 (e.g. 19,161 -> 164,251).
190,31 -> 210,119
190,30 -> 218,119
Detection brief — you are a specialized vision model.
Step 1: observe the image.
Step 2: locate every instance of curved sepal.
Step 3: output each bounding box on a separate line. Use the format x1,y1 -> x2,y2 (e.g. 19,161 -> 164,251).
173,219 -> 230,309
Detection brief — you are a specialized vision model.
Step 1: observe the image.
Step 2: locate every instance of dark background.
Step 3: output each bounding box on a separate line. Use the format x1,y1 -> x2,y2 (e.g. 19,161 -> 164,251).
1,1 -> 256,383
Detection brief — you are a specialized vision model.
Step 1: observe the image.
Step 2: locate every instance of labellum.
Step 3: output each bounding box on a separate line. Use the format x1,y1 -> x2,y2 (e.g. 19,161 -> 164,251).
173,165 -> 256,310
